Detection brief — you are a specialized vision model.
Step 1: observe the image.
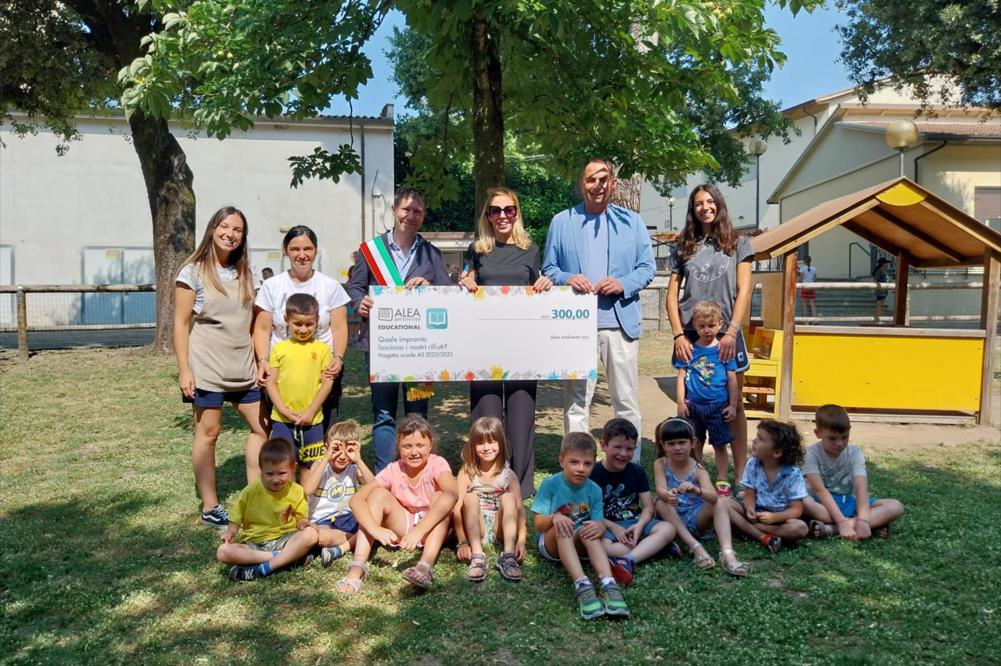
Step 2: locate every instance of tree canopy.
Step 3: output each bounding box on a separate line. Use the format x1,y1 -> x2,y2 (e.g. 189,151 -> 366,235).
387,0 -> 815,212
836,0 -> 1000,112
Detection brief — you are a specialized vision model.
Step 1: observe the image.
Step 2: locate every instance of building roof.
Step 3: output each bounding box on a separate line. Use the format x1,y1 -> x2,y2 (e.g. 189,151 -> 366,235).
837,120 -> 1001,140
752,177 -> 1001,269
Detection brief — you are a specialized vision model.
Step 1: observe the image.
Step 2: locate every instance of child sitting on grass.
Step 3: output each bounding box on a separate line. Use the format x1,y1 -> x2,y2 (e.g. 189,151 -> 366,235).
266,293 -> 333,474
591,418 -> 677,586
724,420 -> 809,553
217,437 -> 319,581
454,417 -> 527,583
802,404 -> 904,540
300,420 -> 374,567
532,432 -> 629,620
674,300 -> 741,499
343,414 -> 457,594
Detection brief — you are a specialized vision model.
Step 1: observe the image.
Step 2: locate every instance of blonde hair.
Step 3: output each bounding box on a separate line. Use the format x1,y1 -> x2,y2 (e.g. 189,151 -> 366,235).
326,420 -> 361,443
692,301 -> 723,324
178,206 -> 255,305
474,187 -> 532,255
461,417 -> 510,478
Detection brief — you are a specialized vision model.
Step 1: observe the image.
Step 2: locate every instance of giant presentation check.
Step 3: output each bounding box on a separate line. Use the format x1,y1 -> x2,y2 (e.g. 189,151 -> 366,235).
369,286 -> 597,382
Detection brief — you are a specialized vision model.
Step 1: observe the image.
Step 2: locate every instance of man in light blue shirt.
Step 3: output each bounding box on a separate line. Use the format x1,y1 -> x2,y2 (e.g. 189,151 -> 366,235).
543,159 -> 656,461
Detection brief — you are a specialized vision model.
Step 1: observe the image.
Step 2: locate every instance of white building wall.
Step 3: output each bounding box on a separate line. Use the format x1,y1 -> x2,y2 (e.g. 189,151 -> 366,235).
0,115 -> 394,286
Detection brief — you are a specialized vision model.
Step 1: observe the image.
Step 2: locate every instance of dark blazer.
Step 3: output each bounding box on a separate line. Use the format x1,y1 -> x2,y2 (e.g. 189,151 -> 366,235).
346,231 -> 451,352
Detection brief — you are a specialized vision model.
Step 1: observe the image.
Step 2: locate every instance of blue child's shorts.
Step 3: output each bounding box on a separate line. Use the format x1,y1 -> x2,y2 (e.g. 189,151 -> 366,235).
809,493 -> 878,518
315,512 -> 359,535
535,526 -> 588,564
602,518 -> 663,542
271,421 -> 325,466
687,400 -> 735,447
183,386 -> 260,408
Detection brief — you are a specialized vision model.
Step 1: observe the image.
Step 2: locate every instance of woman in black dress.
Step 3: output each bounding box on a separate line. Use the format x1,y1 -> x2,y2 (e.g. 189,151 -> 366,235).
459,187 -> 552,497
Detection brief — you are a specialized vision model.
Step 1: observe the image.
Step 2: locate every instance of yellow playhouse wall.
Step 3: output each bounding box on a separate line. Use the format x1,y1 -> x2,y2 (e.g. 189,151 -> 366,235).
791,332 -> 983,412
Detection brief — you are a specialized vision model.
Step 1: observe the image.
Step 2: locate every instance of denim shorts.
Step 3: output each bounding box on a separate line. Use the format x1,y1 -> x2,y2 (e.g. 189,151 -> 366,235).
535,526 -> 588,564
602,517 -> 663,542
809,493 -> 877,518
314,512 -> 359,535
183,386 -> 260,408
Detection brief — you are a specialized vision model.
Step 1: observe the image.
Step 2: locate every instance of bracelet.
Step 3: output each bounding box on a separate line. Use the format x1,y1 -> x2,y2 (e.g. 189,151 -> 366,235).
258,358 -> 269,366
456,539 -> 469,547
673,332 -> 685,340
332,354 -> 344,362
725,331 -> 738,339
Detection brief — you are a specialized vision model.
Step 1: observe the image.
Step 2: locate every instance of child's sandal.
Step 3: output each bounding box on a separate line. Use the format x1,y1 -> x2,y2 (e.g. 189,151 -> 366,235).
336,561 -> 369,596
715,481 -> 732,498
402,561 -> 434,590
495,552 -> 522,582
466,553 -> 488,582
719,547 -> 749,578
688,543 -> 715,570
761,533 -> 782,554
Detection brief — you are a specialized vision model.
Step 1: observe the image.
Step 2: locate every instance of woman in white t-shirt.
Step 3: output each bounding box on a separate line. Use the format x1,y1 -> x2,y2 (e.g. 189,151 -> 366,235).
253,225 -> 350,426
174,206 -> 269,530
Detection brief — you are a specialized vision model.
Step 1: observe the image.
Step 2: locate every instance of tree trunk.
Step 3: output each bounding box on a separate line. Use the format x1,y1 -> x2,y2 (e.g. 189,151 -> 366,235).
611,171 -> 643,212
129,110 -> 196,353
471,12 -> 505,215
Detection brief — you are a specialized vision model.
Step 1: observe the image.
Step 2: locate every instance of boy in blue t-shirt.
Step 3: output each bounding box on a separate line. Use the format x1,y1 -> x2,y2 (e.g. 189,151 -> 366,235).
675,300 -> 739,497
532,432 -> 628,620
590,418 -> 678,586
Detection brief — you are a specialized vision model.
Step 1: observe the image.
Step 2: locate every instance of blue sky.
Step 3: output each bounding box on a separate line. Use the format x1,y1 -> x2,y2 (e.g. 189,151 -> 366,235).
329,5 -> 853,118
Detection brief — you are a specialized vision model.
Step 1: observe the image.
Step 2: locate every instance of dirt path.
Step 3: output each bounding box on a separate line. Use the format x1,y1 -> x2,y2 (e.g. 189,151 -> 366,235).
543,373 -> 1000,453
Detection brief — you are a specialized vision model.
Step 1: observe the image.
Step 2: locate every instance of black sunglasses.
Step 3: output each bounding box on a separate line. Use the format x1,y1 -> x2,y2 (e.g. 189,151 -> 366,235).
487,205 -> 518,219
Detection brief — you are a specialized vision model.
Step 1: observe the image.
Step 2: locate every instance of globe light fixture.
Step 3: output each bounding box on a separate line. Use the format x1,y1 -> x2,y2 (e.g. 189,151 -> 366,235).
885,119 -> 919,177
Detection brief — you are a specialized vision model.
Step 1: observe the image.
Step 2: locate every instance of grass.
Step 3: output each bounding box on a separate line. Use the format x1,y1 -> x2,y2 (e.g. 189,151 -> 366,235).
2,346 -> 1000,666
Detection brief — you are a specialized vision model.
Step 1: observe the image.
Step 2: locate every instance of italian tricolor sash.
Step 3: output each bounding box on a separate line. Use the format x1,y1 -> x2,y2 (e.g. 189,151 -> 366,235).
361,235 -> 434,401
360,236 -> 404,287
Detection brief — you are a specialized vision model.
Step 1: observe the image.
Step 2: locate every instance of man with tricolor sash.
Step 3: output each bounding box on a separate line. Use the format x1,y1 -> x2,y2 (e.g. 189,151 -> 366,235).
347,187 -> 451,472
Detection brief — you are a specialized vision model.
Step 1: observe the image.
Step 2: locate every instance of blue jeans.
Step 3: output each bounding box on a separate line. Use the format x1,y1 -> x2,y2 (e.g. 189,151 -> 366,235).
366,353 -> 429,473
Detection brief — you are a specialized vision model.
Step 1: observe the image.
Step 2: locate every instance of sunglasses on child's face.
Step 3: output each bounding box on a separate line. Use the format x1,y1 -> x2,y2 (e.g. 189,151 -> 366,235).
487,205 -> 518,219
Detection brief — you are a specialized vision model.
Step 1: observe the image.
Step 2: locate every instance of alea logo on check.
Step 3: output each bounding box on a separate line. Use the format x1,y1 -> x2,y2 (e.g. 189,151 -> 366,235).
426,308 -> 448,330
378,307 -> 421,322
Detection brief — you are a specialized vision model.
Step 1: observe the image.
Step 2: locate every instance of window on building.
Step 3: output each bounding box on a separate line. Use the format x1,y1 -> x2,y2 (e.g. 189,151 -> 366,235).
975,186 -> 1001,232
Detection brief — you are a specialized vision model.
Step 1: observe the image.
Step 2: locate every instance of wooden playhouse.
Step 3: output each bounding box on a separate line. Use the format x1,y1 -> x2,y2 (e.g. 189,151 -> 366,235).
742,177 -> 1001,425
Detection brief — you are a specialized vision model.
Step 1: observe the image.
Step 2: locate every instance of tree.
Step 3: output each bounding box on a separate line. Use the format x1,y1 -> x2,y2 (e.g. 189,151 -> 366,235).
395,114 -> 576,246
390,0 -> 817,214
1,0 -> 390,351
836,0 -> 1001,112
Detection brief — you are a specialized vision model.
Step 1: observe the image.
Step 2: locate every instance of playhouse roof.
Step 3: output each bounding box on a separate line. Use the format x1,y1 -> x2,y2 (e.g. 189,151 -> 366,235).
751,178 -> 1001,269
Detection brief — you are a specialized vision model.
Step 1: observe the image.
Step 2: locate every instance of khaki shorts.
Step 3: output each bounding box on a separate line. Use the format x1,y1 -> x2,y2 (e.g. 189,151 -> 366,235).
244,532 -> 295,552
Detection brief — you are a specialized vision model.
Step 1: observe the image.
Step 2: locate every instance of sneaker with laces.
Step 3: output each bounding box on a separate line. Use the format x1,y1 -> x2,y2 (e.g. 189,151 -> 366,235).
201,504 -> 229,529
228,565 -> 260,582
609,557 -> 635,586
600,581 -> 630,617
574,582 -> 605,620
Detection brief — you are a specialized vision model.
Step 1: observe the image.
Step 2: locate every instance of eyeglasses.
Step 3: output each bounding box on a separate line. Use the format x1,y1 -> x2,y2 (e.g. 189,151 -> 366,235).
487,205 -> 518,219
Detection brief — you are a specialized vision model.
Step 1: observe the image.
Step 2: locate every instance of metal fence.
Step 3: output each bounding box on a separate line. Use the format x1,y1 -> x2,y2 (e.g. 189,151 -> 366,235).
3,281 -> 995,358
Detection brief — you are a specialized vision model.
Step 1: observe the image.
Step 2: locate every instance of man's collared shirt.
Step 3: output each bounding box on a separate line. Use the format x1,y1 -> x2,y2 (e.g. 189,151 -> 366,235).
388,233 -> 422,280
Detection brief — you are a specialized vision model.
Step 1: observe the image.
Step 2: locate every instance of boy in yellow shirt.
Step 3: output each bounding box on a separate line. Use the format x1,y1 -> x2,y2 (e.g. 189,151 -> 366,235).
267,293 -> 334,471
217,437 -> 320,581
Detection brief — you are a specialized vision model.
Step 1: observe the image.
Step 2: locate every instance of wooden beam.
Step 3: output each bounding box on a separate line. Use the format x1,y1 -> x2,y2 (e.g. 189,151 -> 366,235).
778,251 -> 797,421
842,220 -> 905,257
769,198 -> 882,258
893,251 -> 912,326
867,207 -> 966,262
978,248 -> 1000,425
918,200 -> 1001,254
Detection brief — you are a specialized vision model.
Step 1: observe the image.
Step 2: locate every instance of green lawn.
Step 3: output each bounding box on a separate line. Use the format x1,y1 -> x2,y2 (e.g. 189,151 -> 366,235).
1,347 -> 999,666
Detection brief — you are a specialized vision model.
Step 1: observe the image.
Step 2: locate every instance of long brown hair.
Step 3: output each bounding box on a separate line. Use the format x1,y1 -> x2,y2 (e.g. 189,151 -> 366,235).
461,417 -> 510,478
474,187 -> 532,254
676,184 -> 740,261
179,206 -> 255,305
